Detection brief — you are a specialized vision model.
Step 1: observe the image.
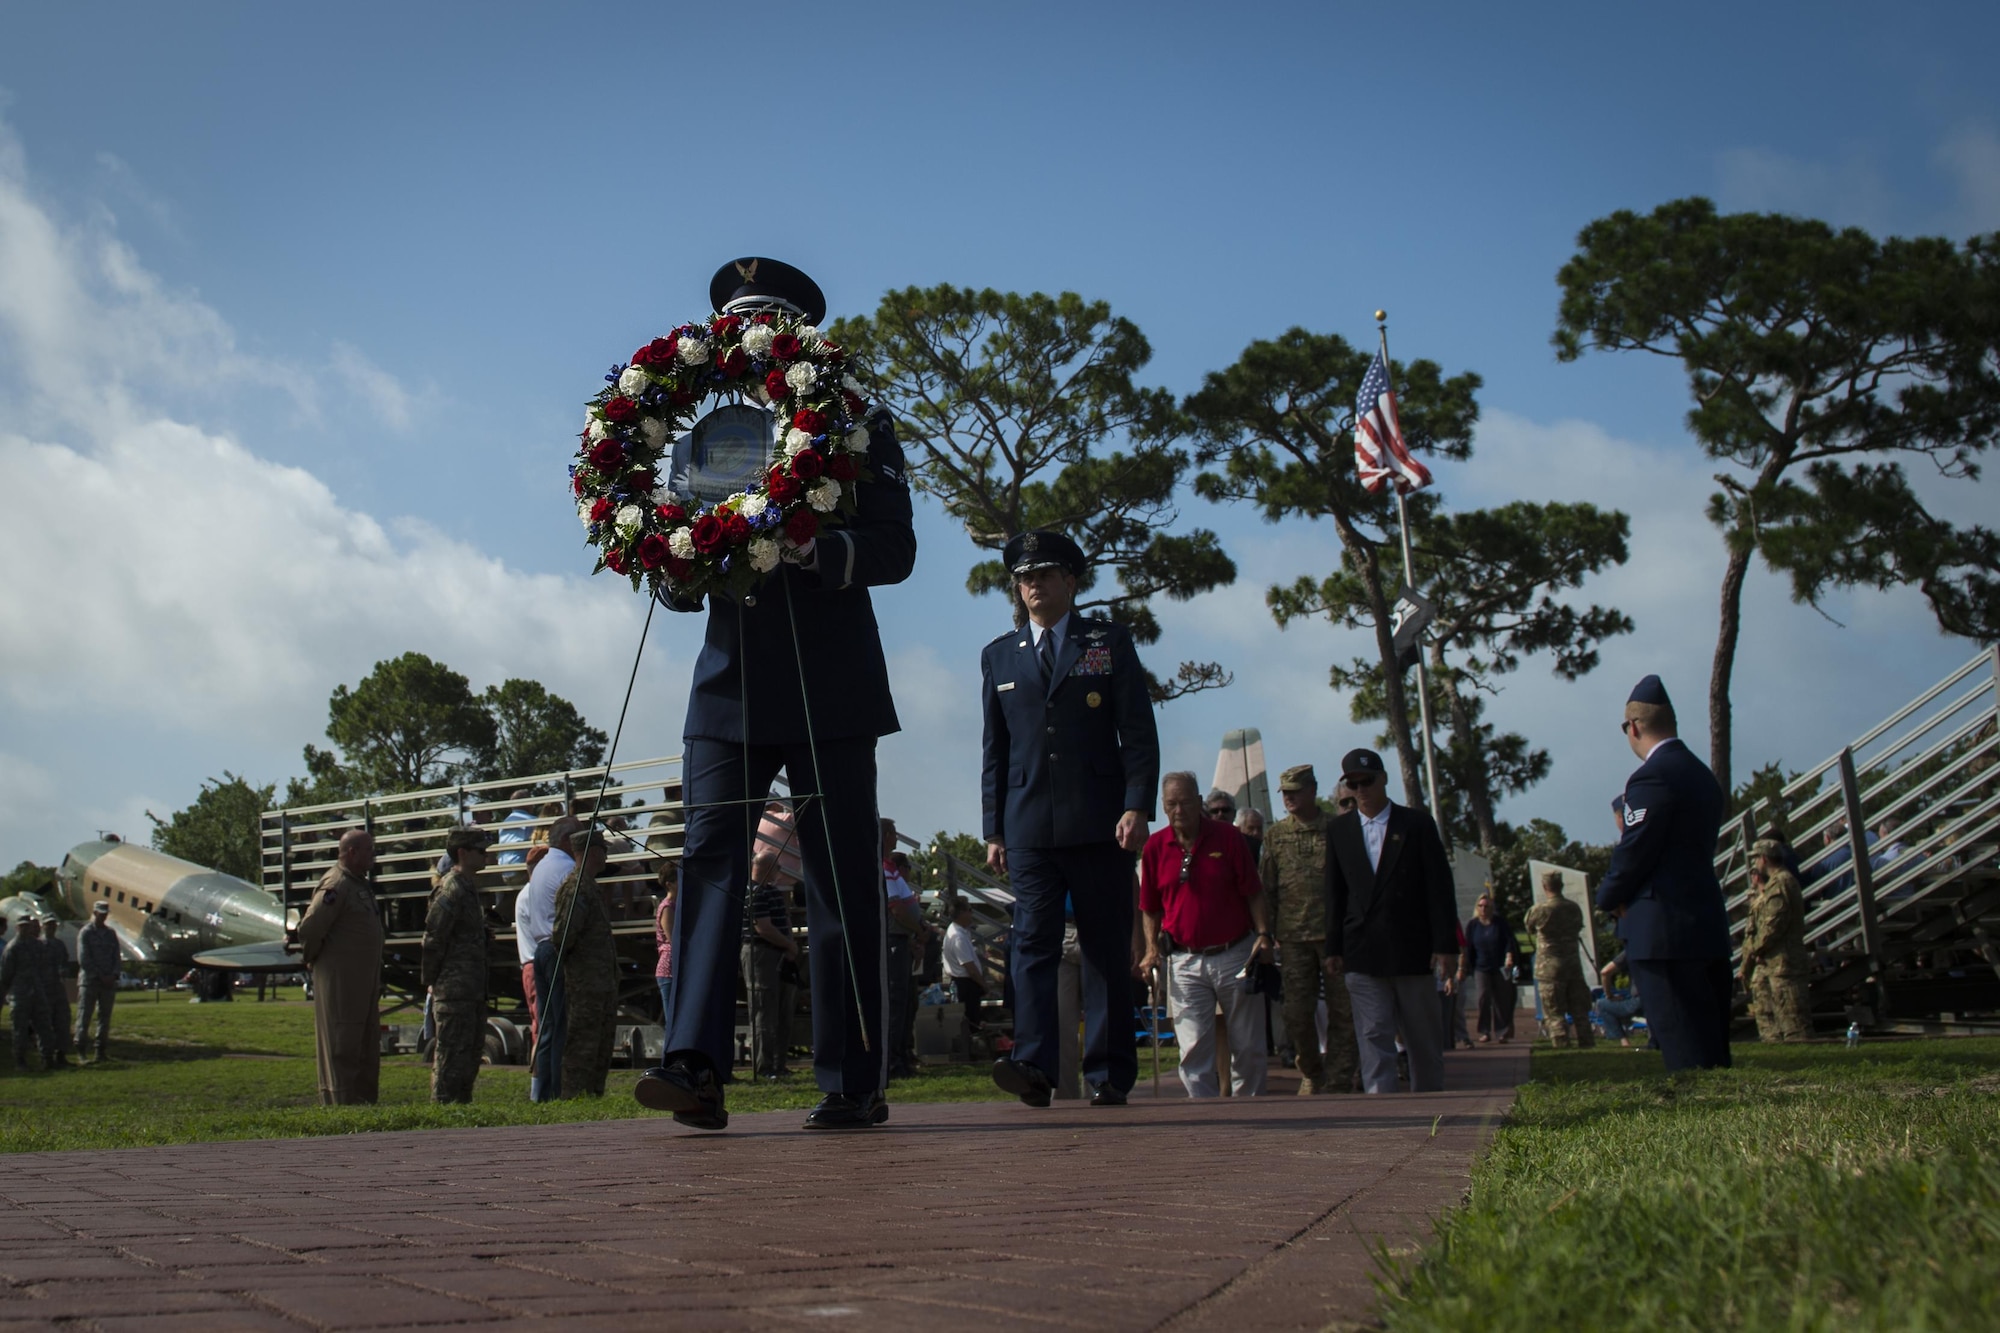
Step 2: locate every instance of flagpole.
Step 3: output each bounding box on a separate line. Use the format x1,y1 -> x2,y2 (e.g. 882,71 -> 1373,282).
1376,310 -> 1442,823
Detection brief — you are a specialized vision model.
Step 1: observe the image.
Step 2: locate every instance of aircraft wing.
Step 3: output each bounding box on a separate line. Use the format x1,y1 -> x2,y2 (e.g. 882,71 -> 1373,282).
108,919 -> 158,966
191,941 -> 302,972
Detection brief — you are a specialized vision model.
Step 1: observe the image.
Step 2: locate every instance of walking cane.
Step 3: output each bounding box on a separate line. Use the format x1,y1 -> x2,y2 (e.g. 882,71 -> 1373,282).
1149,964 -> 1162,1096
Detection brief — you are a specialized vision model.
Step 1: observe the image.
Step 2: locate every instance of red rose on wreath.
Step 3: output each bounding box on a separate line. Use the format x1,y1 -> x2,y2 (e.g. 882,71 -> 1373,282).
665,556 -> 693,581
711,314 -> 743,336
655,503 -> 686,525
670,388 -> 696,408
791,448 -> 825,481
588,438 -> 624,471
638,533 -> 669,570
589,497 -> 614,524
764,369 -> 790,401
715,348 -> 748,378
572,473 -> 587,497
771,332 -> 802,360
605,547 -> 628,575
784,508 -> 820,545
767,468 -> 802,504
603,396 -> 637,423
722,512 -> 751,545
791,408 -> 826,436
752,313 -> 775,325
827,453 -> 859,481
628,467 -> 657,494
632,335 -> 676,367
842,390 -> 868,418
690,514 -> 725,554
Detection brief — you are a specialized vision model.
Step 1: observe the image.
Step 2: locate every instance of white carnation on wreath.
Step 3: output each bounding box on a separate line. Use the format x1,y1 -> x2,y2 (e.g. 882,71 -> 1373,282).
784,362 -> 818,392
740,493 -> 769,519
807,480 -> 840,513
585,417 -> 609,443
617,365 -> 650,397
747,537 -> 781,573
784,427 -> 814,453
616,504 -> 643,533
651,484 -> 677,507
677,337 -> 710,366
741,325 -> 776,356
577,500 -> 595,528
640,417 -> 668,447
840,373 -> 862,394
845,424 -> 871,452
797,324 -> 820,341
668,528 -> 696,559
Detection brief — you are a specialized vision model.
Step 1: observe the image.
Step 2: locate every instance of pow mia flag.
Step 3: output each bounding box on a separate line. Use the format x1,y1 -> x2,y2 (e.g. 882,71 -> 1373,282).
1390,585 -> 1434,670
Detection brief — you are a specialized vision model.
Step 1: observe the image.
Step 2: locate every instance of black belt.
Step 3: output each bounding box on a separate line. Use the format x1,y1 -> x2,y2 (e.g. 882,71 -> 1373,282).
1179,931 -> 1251,957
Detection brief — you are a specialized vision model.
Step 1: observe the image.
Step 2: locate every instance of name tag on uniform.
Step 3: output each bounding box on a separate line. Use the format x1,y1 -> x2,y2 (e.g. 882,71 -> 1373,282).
997,682 -> 1016,692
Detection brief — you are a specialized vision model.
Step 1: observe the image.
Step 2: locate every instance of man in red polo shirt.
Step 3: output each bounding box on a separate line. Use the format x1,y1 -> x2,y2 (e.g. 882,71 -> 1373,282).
1138,771 -> 1274,1097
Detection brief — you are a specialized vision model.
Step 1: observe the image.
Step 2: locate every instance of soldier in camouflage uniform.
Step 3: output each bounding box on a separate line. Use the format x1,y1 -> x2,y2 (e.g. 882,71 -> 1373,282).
0,917 -> 63,1070
423,826 -> 495,1104
1524,872 -> 1596,1048
552,828 -> 620,1098
1260,765 -> 1357,1094
1739,838 -> 1812,1042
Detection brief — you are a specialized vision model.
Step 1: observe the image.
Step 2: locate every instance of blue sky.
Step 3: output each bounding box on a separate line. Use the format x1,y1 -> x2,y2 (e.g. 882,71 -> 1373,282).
2,2 -> 1996,870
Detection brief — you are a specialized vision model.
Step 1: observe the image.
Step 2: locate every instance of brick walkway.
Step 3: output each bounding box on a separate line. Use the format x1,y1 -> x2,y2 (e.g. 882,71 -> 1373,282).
0,1045 -> 1528,1331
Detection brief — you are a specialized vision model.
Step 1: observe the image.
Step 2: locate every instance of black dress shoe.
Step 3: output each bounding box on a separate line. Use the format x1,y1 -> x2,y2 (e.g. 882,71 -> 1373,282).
633,1058 -> 728,1131
1088,1083 -> 1128,1106
803,1091 -> 887,1130
991,1058 -> 1053,1107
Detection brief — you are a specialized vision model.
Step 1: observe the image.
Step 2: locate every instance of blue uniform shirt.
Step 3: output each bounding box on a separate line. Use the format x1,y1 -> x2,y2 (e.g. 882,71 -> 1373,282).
980,613 -> 1159,849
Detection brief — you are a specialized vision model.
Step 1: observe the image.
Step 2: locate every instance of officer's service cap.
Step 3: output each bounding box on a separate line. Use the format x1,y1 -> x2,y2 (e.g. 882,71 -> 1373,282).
1340,748 -> 1387,779
446,826 -> 494,854
1004,528 -> 1085,578
92,900 -> 110,914
710,257 -> 827,325
1627,674 -> 1672,708
1278,764 -> 1317,792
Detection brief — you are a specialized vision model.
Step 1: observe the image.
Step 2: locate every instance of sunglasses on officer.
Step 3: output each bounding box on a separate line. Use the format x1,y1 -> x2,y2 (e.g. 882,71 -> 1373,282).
1343,772 -> 1381,789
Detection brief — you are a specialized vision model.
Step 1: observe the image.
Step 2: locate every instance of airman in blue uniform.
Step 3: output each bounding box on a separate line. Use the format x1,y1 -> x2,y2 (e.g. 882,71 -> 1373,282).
635,258 -> 917,1133
982,529 -> 1159,1107
1594,674 -> 1733,1071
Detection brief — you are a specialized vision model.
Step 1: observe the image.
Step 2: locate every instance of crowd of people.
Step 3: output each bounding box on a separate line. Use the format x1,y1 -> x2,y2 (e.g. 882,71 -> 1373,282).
2,898 -> 122,1071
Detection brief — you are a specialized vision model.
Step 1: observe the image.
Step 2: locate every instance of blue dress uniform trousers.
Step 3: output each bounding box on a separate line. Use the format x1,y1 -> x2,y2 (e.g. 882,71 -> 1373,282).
668,736 -> 886,1093
1006,843 -> 1137,1093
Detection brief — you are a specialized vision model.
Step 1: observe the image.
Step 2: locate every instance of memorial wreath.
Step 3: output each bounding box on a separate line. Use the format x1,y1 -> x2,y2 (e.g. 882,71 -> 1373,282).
570,311 -> 873,600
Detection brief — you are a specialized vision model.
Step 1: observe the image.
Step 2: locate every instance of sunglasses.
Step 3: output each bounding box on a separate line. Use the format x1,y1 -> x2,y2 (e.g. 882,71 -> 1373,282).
1620,718 -> 1637,736
1336,799 -> 1356,812
1344,773 -> 1380,788
1179,849 -> 1195,884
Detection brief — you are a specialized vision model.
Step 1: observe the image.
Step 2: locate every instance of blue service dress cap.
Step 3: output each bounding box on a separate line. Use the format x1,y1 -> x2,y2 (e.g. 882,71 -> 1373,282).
709,257 -> 827,325
1004,529 -> 1085,577
1627,674 -> 1672,708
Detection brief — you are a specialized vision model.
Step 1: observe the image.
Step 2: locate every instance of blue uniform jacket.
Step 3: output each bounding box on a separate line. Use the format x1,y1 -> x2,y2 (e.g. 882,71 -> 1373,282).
981,615 -> 1159,849
670,410 -> 916,744
1594,738 -> 1731,961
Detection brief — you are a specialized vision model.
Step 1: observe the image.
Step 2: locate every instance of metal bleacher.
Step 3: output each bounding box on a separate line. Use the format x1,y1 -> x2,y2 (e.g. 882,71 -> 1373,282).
1713,646 -> 2000,1028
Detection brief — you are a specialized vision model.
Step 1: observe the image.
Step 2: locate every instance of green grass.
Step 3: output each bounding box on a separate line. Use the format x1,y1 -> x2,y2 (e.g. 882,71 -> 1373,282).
0,991 -> 1006,1153
1380,1037 -> 2000,1332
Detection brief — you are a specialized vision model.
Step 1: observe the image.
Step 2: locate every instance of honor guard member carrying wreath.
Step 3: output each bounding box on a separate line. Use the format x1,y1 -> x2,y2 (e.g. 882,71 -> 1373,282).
635,257 -> 917,1133
982,529 -> 1160,1107
1593,674 -> 1733,1072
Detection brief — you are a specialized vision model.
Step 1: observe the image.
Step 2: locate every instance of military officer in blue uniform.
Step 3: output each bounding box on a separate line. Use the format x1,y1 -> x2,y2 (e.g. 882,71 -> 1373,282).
1594,674 -> 1733,1071
982,529 -> 1160,1107
635,257 -> 917,1132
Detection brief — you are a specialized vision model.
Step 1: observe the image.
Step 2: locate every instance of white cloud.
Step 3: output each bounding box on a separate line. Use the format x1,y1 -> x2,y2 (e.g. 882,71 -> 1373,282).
0,118 -> 678,867
329,341 -> 423,432
1717,124 -> 2000,238
1933,124 -> 2000,234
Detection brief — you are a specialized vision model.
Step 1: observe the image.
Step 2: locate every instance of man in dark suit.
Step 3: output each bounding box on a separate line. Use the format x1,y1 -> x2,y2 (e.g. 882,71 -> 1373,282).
981,529 -> 1159,1108
1321,748 -> 1460,1093
1594,674 -> 1732,1072
635,257 -> 917,1132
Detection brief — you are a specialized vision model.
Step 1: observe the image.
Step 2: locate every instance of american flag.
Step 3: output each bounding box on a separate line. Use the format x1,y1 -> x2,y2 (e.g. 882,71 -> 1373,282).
1354,350 -> 1432,496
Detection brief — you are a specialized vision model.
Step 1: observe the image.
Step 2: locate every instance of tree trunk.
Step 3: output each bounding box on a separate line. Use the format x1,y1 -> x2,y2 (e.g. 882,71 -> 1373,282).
1710,543 -> 1752,796
1434,647 -> 1500,852
1345,532 -> 1425,808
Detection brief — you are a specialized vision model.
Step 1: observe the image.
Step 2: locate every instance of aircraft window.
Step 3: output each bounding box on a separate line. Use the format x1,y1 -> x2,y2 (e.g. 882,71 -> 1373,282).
116,891 -> 126,904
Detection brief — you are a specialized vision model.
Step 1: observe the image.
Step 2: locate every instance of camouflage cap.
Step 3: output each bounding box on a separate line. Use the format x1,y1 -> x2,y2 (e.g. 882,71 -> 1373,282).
445,826 -> 494,854
92,900 -> 110,914
566,825 -> 604,855
1278,764 -> 1317,792
1750,837 -> 1786,861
